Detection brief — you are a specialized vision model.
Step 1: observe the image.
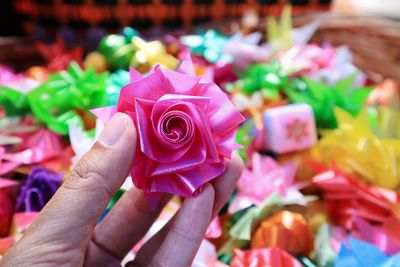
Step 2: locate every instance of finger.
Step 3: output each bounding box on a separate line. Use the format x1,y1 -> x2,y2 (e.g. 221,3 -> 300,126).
133,155 -> 243,266
5,113 -> 137,258
85,188 -> 171,266
210,153 -> 244,218
130,185 -> 215,267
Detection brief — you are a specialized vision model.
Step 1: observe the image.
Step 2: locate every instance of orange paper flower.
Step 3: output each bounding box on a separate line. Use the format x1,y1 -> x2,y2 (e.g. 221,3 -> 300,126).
251,210 -> 314,256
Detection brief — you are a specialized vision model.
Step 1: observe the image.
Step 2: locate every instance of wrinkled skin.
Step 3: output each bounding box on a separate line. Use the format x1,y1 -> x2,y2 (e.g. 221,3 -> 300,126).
0,113 -> 243,267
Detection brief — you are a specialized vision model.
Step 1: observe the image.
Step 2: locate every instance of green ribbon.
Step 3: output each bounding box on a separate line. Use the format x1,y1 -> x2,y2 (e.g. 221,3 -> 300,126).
229,62 -> 287,100
217,193 -> 285,257
0,86 -> 30,116
27,62 -> 109,135
98,33 -> 137,70
235,119 -> 257,163
229,192 -> 284,241
284,73 -> 372,129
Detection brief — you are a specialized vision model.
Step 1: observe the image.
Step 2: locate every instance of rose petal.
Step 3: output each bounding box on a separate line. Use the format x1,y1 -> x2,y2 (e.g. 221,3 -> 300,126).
147,174 -> 195,196
152,94 -> 210,120
177,52 -> 196,75
196,83 -> 245,136
135,98 -> 194,163
162,68 -> 201,94
157,110 -> 194,148
214,127 -> 238,158
159,102 -> 219,163
149,130 -> 206,176
118,68 -> 175,112
147,160 -> 225,196
130,148 -> 148,189
129,67 -> 143,82
174,160 -> 226,193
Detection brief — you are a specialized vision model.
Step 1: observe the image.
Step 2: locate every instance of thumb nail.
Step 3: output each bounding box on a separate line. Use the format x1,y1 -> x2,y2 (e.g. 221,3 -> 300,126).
98,113 -> 129,146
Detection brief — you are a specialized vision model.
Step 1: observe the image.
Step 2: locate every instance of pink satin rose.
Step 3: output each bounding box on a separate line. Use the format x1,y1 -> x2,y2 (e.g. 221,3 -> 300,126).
93,60 -> 244,197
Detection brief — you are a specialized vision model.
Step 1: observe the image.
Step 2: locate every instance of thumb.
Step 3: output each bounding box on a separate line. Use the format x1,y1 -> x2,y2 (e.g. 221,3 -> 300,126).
4,112 -> 136,261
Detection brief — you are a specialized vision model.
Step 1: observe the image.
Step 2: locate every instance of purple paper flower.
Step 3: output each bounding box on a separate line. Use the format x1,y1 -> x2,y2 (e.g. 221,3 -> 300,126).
16,167 -> 63,212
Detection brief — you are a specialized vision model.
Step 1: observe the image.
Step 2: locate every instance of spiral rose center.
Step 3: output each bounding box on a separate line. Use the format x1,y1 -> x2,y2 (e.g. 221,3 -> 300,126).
159,111 -> 194,144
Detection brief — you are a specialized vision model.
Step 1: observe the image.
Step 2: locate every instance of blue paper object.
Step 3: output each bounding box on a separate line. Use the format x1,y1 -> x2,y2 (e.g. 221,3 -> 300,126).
335,238 -> 400,267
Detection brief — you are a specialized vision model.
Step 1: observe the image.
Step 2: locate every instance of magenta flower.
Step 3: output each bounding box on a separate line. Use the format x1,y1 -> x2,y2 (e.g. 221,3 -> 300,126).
93,59 -> 244,197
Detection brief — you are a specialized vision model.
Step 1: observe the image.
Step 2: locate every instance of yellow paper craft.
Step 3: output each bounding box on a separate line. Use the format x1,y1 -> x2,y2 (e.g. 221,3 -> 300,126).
312,108 -> 400,189
131,37 -> 180,73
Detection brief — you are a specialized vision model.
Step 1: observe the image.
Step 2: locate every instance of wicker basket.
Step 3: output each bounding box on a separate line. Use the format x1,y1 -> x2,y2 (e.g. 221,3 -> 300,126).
292,14 -> 400,83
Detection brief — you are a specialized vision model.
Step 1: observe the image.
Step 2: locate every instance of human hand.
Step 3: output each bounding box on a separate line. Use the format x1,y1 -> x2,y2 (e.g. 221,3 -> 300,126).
0,113 -> 243,267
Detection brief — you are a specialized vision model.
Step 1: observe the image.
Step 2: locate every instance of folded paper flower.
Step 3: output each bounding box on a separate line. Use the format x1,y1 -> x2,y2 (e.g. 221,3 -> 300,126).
0,87 -> 30,117
131,37 -> 180,73
98,33 -> 137,70
367,79 -> 399,107
251,210 -> 314,256
308,46 -> 365,87
16,166 -> 63,212
284,75 -> 371,129
36,37 -> 83,72
234,62 -> 287,100
312,109 -> 400,189
93,61 -> 244,197
223,32 -> 270,70
353,217 -> 400,255
229,153 -> 307,213
27,62 -> 108,135
335,238 -> 400,267
229,193 -> 285,241
231,248 -> 303,267
180,30 -> 230,64
313,170 -> 399,228
2,129 -> 64,167
279,44 -> 335,76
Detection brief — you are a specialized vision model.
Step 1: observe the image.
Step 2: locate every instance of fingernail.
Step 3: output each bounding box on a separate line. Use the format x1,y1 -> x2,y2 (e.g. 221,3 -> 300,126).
98,113 -> 129,146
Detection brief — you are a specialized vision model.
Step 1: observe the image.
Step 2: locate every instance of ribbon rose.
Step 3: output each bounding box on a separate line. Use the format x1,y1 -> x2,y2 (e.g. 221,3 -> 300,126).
93,58 -> 244,197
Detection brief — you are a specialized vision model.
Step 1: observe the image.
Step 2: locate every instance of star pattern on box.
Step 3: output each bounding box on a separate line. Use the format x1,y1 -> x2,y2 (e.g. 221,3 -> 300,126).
285,118 -> 308,143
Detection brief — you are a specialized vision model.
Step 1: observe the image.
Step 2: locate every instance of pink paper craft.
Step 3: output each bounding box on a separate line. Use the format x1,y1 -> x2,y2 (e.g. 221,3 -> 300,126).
0,148 -> 20,177
0,65 -> 38,93
0,178 -> 19,237
3,129 -> 64,166
231,248 -> 303,267
313,170 -> 399,229
279,44 -> 335,76
0,236 -> 14,255
229,152 -> 308,213
206,217 -> 222,239
93,59 -> 244,197
9,212 -> 39,236
263,103 -> 317,154
223,32 -> 270,70
354,217 -> 400,255
192,240 -> 219,267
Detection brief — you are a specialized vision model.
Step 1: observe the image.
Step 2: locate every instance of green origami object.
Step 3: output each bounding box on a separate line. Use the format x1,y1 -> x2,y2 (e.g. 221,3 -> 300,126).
0,86 -> 30,116
284,74 -> 371,129
237,62 -> 287,100
27,62 -> 109,135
